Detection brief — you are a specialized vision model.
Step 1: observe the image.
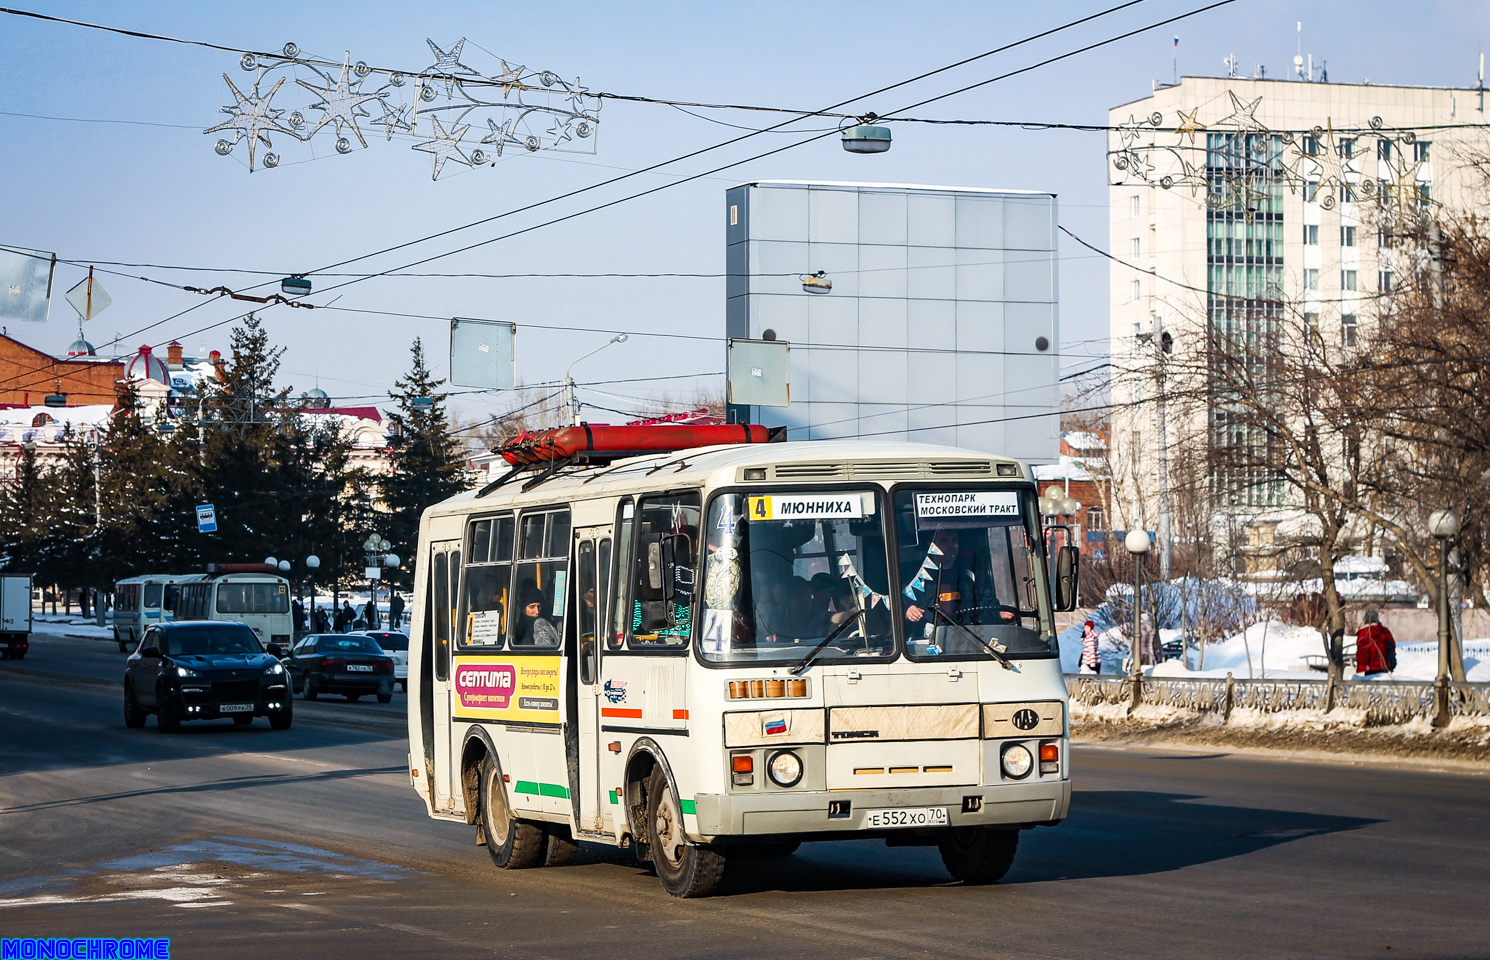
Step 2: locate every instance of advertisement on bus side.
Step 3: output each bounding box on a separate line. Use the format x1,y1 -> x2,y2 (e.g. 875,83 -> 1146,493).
451,656 -> 562,723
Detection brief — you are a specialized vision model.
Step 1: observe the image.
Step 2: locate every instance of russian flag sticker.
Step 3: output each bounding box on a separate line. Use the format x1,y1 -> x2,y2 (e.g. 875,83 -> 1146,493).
762,712 -> 788,736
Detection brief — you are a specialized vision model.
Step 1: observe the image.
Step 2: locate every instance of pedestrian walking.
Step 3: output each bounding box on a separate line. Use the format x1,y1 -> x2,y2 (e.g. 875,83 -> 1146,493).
364,598 -> 380,630
1355,610 -> 1396,676
313,605 -> 330,633
388,593 -> 405,630
292,598 -> 306,634
1080,619 -> 1101,674
338,601 -> 355,633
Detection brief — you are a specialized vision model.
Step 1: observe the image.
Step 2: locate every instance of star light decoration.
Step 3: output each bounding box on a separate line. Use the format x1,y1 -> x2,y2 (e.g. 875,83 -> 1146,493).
1108,92 -> 1438,227
204,39 -> 600,179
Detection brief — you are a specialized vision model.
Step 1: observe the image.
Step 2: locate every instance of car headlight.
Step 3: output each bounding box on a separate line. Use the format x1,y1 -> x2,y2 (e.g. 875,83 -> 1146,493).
766,750 -> 803,787
1001,743 -> 1034,780
264,662 -> 284,675
176,666 -> 202,678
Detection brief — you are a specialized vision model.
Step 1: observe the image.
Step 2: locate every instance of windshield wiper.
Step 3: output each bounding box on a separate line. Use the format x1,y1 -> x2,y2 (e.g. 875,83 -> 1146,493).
787,610 -> 861,676
929,605 -> 1014,670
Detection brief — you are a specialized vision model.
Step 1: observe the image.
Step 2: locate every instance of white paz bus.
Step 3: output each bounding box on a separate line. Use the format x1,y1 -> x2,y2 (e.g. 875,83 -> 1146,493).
407,426 -> 1078,897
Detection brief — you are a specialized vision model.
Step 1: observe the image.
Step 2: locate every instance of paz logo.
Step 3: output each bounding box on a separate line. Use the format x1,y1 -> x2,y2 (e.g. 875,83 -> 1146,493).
1012,708 -> 1040,731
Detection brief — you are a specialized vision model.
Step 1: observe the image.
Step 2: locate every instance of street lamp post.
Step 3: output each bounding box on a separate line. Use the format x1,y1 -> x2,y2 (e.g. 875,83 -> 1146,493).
563,334 -> 628,426
306,555 -> 320,634
1125,529 -> 1151,710
362,537 -> 400,629
1428,508 -> 1459,727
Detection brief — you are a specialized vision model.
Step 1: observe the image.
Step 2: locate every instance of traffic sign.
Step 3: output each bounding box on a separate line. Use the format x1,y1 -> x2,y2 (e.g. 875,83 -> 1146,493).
64,273 -> 111,321
196,504 -> 217,533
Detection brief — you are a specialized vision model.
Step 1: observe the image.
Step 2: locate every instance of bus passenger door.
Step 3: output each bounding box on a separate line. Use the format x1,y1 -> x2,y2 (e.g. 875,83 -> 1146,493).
426,540 -> 460,813
571,527 -> 611,832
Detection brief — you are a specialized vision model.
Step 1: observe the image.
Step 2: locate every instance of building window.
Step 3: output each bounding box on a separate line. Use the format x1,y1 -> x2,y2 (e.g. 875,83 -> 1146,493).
1305,269 -> 1319,291
1342,270 -> 1357,291
1414,141 -> 1431,162
1305,179 -> 1320,202
1341,225 -> 1356,247
1301,135 -> 1318,156
1131,279 -> 1141,302
1379,270 -> 1393,293
1417,182 -> 1431,206
1086,507 -> 1106,531
1377,139 -> 1392,162
1130,195 -> 1141,216
1340,182 -> 1355,204
1338,138 -> 1355,158
1303,224 -> 1319,245
1342,314 -> 1358,347
1304,311 -> 1320,330
1131,237 -> 1141,258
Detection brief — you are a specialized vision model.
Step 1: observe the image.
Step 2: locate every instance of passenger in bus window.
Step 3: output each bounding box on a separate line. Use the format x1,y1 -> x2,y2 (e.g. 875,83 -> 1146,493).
515,583 -> 559,647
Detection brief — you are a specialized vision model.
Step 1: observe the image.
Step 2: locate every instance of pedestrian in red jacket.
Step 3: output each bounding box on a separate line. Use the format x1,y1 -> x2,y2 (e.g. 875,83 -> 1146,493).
1355,610 -> 1396,676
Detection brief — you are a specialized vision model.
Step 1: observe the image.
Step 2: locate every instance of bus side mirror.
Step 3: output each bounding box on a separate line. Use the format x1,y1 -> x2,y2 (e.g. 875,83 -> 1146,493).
1054,545 -> 1080,612
640,535 -> 676,603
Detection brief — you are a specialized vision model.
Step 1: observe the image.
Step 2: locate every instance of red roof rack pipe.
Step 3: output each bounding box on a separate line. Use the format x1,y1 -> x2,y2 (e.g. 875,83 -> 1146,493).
499,423 -> 774,466
206,563 -> 278,575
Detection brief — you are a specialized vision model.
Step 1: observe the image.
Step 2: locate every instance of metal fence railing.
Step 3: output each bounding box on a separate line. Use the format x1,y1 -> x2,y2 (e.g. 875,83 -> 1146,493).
1066,674 -> 1490,726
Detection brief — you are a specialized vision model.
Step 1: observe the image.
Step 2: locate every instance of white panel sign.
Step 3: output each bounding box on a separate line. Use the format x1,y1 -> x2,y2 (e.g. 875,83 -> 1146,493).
914,491 -> 1019,519
748,494 -> 863,522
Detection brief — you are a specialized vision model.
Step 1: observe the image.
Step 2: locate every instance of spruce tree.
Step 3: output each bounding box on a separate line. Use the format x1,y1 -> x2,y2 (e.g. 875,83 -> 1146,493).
380,339 -> 469,589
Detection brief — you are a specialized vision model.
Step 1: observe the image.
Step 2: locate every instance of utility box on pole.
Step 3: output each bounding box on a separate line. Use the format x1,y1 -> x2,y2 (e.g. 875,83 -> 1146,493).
1,573 -> 34,659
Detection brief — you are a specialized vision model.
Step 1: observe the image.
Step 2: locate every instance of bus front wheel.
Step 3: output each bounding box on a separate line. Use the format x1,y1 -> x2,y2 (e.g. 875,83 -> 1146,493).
479,753 -> 544,869
938,827 -> 1019,884
647,766 -> 725,898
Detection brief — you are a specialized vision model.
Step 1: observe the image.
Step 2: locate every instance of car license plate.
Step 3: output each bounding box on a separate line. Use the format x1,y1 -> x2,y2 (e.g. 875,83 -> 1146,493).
863,806 -> 949,829
348,664 -> 373,672
219,703 -> 253,713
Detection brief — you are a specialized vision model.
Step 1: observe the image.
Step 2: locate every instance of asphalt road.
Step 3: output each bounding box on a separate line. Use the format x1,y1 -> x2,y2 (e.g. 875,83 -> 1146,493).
2,635 -> 1488,960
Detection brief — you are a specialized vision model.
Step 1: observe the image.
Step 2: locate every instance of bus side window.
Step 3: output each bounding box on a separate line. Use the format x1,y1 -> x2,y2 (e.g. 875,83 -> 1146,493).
464,515 -> 513,647
577,540 -> 597,683
629,493 -> 701,648
609,501 -> 634,649
597,537 -> 613,649
432,552 -> 450,682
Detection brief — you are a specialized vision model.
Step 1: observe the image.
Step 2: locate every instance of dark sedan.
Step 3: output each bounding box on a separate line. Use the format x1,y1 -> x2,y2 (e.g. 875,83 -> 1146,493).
286,634 -> 396,703
123,621 -> 293,731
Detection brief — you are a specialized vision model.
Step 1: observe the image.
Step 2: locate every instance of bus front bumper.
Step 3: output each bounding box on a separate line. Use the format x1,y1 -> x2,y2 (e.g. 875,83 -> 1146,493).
691,779 -> 1069,840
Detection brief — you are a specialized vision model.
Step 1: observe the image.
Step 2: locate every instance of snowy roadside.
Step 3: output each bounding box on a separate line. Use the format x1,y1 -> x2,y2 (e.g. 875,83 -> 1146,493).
1057,617 -> 1490,682
30,614 -> 114,640
1071,698 -> 1490,763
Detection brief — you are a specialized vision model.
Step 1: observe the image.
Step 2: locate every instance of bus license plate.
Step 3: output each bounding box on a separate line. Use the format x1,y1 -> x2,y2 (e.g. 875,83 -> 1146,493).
219,703 -> 252,713
348,664 -> 373,672
863,806 -> 949,829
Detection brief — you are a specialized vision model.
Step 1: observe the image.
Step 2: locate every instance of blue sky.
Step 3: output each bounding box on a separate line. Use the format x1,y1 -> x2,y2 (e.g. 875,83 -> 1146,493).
2,0 -> 1487,425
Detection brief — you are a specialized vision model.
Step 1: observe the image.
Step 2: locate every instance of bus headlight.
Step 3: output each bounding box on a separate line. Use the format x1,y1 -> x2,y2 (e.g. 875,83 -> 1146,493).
766,750 -> 803,787
1001,743 -> 1034,780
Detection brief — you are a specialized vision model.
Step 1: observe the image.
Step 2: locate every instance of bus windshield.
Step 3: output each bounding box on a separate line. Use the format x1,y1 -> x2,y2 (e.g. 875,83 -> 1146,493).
216,581 -> 289,614
892,488 -> 1052,659
699,491 -> 895,664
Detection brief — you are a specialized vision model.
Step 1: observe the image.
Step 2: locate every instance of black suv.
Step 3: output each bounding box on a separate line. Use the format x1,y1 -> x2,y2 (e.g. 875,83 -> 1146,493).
123,621 -> 293,731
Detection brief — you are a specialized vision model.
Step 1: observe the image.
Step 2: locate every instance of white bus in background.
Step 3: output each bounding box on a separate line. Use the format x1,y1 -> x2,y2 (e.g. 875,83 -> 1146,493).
170,565 -> 295,654
111,574 -> 198,652
406,425 -> 1079,898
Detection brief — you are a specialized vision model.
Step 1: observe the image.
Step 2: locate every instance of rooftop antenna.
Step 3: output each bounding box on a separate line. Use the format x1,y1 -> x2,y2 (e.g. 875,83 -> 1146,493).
1479,51 -> 1484,112
1225,53 -> 1239,78
1295,21 -> 1304,80
1173,35 -> 1179,86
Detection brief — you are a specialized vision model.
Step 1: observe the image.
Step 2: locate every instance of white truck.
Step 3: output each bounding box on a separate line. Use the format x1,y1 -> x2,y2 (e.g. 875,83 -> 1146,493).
0,573 -> 33,660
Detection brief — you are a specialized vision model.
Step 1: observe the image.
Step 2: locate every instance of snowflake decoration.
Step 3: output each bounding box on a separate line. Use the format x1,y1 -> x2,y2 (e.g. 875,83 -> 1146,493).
412,115 -> 473,179
204,74 -> 291,172
203,38 -> 601,177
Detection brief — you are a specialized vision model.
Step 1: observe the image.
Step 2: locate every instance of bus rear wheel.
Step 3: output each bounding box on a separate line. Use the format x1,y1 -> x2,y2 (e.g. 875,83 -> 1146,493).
479,753 -> 544,869
938,827 -> 1019,884
647,766 -> 725,898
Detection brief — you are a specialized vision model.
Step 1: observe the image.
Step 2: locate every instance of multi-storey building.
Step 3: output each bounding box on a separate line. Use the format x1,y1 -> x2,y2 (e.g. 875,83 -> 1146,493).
1107,75 -> 1490,561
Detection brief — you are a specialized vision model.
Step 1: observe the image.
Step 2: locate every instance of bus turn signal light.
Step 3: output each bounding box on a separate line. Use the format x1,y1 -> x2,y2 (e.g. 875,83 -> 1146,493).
732,755 -> 754,774
1039,741 -> 1060,774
